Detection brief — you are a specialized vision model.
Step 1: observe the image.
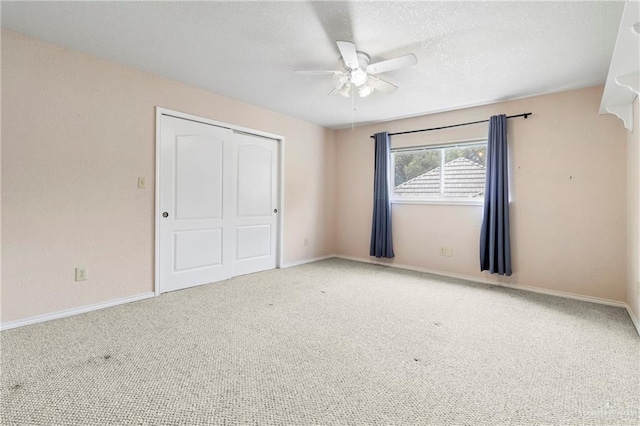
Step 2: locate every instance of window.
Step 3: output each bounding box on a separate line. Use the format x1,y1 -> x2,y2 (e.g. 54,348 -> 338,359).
391,140 -> 487,203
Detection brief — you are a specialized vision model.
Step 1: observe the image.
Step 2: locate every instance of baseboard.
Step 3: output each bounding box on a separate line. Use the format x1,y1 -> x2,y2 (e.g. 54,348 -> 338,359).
626,304 -> 640,336
0,292 -> 155,331
5,261 -> 636,336
280,254 -> 337,268
2,255 -> 336,330
335,254 -> 628,309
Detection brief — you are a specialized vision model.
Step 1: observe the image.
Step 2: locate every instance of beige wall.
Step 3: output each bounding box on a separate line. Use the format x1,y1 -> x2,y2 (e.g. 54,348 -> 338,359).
335,86 -> 628,302
1,30 -> 336,323
627,97 -> 640,320
0,29 -> 3,316
1,28 -> 632,325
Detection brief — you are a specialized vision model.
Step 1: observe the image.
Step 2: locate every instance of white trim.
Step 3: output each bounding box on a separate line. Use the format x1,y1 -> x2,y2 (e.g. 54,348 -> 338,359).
626,305 -> 640,336
605,103 -> 633,131
154,107 -> 285,293
337,254 -> 638,336
277,137 -> 286,268
154,108 -> 162,296
157,108 -> 283,141
334,254 -> 628,308
0,293 -> 155,331
391,138 -> 487,153
615,73 -> 640,96
281,254 -> 336,268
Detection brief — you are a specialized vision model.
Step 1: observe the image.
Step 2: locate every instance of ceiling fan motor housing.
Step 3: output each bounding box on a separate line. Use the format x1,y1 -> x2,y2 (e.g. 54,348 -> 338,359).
354,51 -> 371,70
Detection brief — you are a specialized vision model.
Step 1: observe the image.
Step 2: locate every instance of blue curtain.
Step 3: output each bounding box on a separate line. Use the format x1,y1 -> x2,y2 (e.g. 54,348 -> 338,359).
480,115 -> 512,275
370,132 -> 394,258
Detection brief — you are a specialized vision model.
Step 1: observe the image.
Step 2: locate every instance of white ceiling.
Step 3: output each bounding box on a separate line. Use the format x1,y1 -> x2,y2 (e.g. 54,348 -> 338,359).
1,1 -> 625,129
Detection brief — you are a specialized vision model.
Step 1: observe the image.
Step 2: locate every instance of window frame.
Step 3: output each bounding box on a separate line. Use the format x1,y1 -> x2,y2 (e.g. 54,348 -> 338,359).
390,138 -> 488,206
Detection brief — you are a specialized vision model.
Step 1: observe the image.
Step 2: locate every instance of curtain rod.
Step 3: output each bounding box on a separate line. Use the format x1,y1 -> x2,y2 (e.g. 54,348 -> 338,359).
370,112 -> 532,138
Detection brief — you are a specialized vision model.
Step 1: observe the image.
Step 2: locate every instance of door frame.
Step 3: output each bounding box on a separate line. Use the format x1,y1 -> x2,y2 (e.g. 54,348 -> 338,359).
154,107 -> 285,296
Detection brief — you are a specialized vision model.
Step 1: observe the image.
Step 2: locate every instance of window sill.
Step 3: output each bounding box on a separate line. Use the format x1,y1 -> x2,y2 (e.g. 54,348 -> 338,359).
391,198 -> 484,206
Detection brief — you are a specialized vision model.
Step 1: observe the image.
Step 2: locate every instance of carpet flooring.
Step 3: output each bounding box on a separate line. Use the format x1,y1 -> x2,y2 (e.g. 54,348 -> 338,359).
1,258 -> 639,425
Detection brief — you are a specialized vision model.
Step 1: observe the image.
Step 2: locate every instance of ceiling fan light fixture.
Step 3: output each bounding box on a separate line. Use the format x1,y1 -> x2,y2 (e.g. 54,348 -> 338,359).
333,73 -> 348,89
359,84 -> 374,97
350,68 -> 368,87
338,83 -> 352,97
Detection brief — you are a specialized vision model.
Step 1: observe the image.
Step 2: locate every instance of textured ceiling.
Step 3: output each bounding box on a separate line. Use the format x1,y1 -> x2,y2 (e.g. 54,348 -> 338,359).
1,1 -> 625,129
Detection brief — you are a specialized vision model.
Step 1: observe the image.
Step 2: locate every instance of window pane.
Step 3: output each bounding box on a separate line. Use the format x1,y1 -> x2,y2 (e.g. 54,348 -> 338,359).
393,150 -> 442,198
443,145 -> 486,198
392,142 -> 487,201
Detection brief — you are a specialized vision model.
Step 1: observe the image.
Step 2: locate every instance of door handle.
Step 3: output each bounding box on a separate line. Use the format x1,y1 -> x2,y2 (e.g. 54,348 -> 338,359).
273,209 -> 278,213
162,212 -> 169,218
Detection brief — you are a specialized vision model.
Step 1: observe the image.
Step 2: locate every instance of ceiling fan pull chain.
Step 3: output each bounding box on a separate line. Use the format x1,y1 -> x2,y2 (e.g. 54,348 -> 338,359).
351,87 -> 355,129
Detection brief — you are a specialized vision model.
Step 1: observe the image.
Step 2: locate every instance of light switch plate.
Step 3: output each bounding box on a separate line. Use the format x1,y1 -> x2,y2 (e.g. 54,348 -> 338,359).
75,267 -> 87,281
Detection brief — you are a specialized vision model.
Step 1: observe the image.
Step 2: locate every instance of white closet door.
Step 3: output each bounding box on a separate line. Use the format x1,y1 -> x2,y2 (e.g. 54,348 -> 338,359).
231,133 -> 279,276
159,115 -> 234,293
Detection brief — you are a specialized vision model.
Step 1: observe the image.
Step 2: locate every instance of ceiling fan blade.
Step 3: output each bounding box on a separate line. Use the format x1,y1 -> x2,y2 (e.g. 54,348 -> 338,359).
295,70 -> 340,75
368,76 -> 398,94
336,40 -> 360,70
366,53 -> 417,75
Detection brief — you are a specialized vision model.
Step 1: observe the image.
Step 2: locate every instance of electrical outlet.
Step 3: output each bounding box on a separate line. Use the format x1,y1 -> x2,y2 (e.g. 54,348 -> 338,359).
75,267 -> 87,281
138,176 -> 146,189
439,248 -> 453,257
304,238 -> 309,247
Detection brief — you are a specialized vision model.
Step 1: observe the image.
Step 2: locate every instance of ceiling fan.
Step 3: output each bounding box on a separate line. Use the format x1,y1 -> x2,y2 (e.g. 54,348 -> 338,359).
296,41 -> 417,98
